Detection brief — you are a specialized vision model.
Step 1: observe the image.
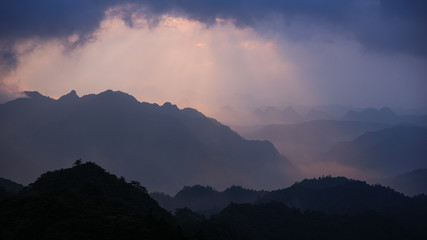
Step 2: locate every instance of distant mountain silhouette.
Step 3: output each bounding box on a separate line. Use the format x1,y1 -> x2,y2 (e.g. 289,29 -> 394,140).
258,176 -> 412,214
240,120 -> 389,163
303,109 -> 331,121
216,104 -> 361,126
0,178 -> 23,193
0,162 -> 186,239
342,107 -> 427,126
376,169 -> 427,196
253,106 -> 303,124
0,90 -> 297,193
151,185 -> 267,216
322,125 -> 427,176
342,107 -> 399,123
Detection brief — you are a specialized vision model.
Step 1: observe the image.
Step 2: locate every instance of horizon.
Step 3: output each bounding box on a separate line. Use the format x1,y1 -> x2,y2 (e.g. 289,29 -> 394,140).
4,89 -> 427,122
1,1 -> 426,115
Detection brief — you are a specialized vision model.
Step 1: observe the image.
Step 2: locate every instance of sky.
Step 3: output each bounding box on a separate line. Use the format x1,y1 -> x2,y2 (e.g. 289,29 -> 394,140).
1,0 -> 426,117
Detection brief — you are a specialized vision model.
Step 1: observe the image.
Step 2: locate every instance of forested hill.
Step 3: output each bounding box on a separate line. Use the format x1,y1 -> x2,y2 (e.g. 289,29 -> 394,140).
0,161 -> 186,239
1,162 -> 427,239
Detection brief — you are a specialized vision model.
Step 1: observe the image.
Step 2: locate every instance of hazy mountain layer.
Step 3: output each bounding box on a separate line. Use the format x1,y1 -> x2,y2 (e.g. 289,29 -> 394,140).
322,125 -> 427,177
376,169 -> 427,196
341,107 -> 427,126
151,185 -> 267,216
238,120 -> 389,163
0,90 -> 297,193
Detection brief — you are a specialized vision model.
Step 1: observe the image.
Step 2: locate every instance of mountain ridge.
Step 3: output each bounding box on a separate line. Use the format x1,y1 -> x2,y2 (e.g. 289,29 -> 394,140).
0,90 -> 298,193
322,125 -> 427,177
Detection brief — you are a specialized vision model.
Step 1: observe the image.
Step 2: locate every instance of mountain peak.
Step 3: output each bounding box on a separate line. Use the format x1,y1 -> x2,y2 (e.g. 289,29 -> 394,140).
24,91 -> 52,102
342,107 -> 399,124
96,90 -> 139,104
58,90 -> 79,102
379,106 -> 395,114
283,106 -> 297,113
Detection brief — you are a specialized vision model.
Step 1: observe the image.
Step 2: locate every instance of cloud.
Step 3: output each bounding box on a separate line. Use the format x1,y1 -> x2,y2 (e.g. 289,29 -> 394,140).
0,0 -> 426,103
1,0 -> 426,59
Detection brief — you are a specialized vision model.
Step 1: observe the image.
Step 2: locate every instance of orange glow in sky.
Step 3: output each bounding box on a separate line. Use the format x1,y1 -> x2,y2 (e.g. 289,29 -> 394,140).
5,14 -> 303,117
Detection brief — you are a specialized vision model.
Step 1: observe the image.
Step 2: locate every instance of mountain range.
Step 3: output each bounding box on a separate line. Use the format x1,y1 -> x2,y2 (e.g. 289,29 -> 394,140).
2,162 -> 427,239
0,90 -> 297,193
341,107 -> 427,126
239,120 -> 389,163
151,175 -> 427,217
322,125 -> 427,177
376,169 -> 427,197
151,185 -> 267,216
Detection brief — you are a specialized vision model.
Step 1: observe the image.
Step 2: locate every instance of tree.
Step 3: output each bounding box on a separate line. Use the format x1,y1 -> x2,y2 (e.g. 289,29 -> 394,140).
131,180 -> 148,193
73,159 -> 82,166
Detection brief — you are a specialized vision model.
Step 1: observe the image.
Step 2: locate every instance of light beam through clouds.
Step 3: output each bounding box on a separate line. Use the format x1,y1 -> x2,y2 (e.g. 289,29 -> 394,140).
4,15 -> 309,115
0,0 -> 426,117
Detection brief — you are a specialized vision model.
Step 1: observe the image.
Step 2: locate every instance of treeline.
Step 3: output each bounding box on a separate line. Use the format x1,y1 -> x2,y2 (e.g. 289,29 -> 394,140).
1,162 -> 427,239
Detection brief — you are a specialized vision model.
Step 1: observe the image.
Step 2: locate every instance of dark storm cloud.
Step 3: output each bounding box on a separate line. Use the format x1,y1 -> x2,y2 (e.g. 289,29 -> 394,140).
0,0 -> 426,76
354,0 -> 427,57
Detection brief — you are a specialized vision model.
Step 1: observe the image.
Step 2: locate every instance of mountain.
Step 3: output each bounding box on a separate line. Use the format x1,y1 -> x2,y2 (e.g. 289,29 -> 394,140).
257,176 -> 412,214
200,201 -> 427,240
0,162 -> 186,239
322,125 -> 427,177
0,178 -> 24,193
253,106 -> 303,124
342,107 -> 427,126
151,185 -> 267,216
2,162 -> 427,239
377,169 -> 427,196
239,120 -> 389,163
342,107 -> 399,123
0,90 -> 297,193
303,109 -> 331,121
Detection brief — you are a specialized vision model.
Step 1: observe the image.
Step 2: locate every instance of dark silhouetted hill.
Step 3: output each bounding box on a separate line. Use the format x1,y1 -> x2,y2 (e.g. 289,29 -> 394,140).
258,176 -> 411,214
2,163 -> 427,239
0,90 -> 297,193
377,169 -> 427,196
151,185 -> 267,216
201,200 -> 427,240
323,125 -> 427,176
0,178 -> 23,193
240,120 -> 389,162
0,162 -> 186,239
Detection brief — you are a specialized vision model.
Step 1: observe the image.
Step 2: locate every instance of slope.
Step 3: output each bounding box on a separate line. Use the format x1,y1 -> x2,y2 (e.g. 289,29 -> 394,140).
0,90 -> 297,193
322,125 -> 427,176
0,162 -> 185,239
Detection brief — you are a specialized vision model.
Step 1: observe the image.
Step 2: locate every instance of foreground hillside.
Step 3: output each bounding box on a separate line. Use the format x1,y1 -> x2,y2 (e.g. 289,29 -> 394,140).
0,90 -> 297,193
0,162 -> 186,239
2,162 -> 426,239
